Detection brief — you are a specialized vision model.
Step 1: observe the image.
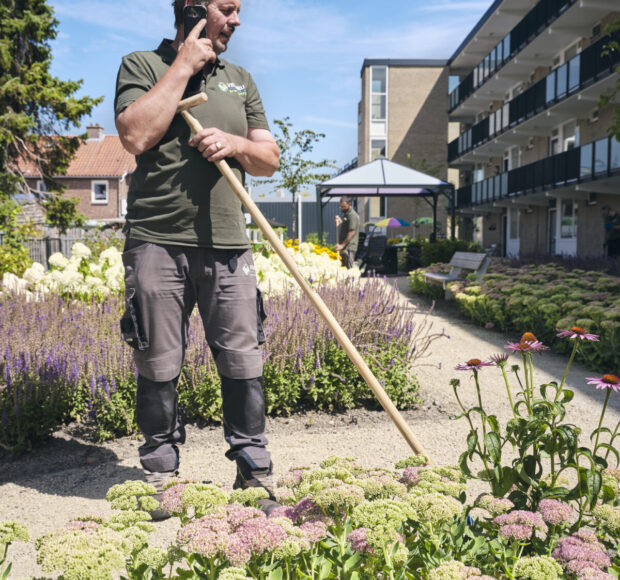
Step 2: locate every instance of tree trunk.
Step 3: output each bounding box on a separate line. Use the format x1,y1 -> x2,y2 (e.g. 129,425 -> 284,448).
291,195 -> 297,241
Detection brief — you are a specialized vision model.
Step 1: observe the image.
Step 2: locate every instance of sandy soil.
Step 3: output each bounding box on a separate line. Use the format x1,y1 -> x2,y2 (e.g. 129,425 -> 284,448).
2,276 -> 618,578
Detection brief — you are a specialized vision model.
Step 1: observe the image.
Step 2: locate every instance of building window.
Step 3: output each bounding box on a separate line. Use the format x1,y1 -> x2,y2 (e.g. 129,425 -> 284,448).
371,66 -> 387,121
560,200 -> 578,239
36,180 -> 47,193
371,139 -> 386,161
91,180 -> 109,204
509,209 -> 519,240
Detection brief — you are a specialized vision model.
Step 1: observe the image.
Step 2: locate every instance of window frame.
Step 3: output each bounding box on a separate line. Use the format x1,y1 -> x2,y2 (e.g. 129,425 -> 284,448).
91,180 -> 109,205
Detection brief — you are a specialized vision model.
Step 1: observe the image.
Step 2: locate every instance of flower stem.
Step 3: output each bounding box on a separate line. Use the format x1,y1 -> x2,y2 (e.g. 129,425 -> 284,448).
604,419 -> 620,462
500,364 -> 516,417
554,341 -> 578,403
593,388 -> 611,457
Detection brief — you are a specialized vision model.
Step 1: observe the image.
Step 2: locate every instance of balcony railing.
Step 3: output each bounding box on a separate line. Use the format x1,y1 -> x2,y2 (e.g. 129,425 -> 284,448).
449,0 -> 578,112
448,32 -> 619,163
456,136 -> 620,209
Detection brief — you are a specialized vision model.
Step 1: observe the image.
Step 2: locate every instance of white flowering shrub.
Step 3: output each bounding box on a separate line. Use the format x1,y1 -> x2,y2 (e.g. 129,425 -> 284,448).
254,242 -> 360,296
1,241 -> 359,302
0,242 -> 124,302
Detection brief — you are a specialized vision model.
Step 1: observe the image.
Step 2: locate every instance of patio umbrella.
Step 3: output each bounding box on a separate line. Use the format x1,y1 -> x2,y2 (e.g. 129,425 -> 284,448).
373,217 -> 411,227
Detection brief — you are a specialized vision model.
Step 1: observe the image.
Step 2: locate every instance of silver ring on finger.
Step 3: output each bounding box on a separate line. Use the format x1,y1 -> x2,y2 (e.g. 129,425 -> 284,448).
215,141 -> 223,150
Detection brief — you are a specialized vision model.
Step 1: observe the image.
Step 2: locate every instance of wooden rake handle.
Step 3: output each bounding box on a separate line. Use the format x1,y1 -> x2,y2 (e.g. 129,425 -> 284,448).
177,93 -> 432,462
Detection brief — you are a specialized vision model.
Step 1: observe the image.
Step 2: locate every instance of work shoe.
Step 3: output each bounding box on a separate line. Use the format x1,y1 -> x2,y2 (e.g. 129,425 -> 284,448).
233,461 -> 280,516
144,469 -> 178,521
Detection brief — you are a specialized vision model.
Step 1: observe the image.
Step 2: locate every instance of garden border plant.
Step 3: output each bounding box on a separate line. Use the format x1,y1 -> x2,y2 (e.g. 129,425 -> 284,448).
1,329 -> 618,579
410,261 -> 620,372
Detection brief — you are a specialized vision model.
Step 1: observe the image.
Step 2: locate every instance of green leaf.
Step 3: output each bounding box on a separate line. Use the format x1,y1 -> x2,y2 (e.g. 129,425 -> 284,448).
484,432 -> 502,463
561,389 -> 575,404
467,431 -> 478,455
586,470 -> 602,509
487,415 -> 500,433
597,443 -> 619,465
269,568 -> 284,580
343,552 -> 362,573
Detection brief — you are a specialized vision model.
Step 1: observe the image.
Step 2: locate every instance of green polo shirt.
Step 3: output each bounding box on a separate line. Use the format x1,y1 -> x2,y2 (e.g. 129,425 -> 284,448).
338,208 -> 360,253
114,40 -> 270,248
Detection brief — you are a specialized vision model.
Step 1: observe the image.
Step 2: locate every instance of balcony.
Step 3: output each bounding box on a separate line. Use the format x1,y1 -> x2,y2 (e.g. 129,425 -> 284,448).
448,31 -> 619,164
448,0 -> 616,117
456,136 -> 620,209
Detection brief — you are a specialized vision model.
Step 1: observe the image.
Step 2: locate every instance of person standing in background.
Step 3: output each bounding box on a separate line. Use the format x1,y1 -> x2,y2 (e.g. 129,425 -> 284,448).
334,196 -> 360,268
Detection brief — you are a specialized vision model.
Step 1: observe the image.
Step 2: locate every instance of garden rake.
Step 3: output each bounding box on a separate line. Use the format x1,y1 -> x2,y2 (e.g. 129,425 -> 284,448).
176,92 -> 433,462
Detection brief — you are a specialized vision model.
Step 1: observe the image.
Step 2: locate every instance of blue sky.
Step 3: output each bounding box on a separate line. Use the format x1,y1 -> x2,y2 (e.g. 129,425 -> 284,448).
48,0 -> 492,196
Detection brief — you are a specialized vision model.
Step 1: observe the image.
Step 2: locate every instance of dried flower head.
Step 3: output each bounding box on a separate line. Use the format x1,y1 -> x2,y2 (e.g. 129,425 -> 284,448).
475,494 -> 514,516
586,374 -> 620,393
556,326 -> 599,341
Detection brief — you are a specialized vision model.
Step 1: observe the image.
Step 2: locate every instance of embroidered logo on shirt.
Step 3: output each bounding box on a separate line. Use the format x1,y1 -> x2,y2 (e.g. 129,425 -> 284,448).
218,82 -> 247,97
242,264 -> 255,276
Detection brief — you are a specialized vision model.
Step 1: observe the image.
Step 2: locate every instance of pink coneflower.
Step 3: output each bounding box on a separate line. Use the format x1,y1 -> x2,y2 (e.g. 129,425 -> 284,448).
586,374 -> 620,393
489,353 -> 510,366
556,326 -> 599,341
455,358 -> 493,371
505,332 -> 549,353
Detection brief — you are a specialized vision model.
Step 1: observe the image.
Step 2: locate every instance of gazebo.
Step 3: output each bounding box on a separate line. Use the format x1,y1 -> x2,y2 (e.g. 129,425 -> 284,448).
316,158 -> 455,242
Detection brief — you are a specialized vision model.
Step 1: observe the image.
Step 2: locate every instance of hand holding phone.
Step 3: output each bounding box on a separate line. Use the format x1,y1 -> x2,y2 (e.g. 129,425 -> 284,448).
183,4 -> 208,96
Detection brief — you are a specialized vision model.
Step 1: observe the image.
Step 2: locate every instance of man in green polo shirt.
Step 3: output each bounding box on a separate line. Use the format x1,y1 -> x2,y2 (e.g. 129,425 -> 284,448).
334,196 -> 360,268
114,0 -> 280,517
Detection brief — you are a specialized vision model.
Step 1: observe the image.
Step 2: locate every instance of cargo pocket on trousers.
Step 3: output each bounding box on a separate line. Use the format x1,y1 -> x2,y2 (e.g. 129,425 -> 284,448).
120,287 -> 150,351
256,288 -> 267,345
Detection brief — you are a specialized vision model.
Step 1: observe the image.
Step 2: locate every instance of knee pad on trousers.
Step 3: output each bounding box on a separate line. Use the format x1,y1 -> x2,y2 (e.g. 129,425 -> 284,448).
136,374 -> 186,446
220,375 -> 266,437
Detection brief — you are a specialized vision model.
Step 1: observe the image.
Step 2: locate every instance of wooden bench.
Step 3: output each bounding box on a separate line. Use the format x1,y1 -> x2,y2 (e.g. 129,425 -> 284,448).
422,251 -> 490,299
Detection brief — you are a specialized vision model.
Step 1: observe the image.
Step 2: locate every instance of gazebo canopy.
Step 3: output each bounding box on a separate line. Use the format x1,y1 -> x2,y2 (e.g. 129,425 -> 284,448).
316,158 -> 455,240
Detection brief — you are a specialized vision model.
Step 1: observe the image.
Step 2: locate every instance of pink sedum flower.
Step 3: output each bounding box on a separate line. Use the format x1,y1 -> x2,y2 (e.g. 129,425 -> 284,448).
455,358 -> 493,371
347,527 -> 373,554
586,374 -> 620,393
538,499 -> 573,526
300,520 -> 328,543
556,326 -> 599,341
553,529 -> 611,572
494,510 -> 547,541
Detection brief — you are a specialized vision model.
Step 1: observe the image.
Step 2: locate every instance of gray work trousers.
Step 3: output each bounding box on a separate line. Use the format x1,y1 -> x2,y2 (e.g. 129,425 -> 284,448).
122,239 -> 270,473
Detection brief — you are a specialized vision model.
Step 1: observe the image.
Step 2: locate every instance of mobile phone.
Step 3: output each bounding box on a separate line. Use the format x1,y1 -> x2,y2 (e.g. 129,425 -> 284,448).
183,4 -> 207,96
183,4 -> 207,40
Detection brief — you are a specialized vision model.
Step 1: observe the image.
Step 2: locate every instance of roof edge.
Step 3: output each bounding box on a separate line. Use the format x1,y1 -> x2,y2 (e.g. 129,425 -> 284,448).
448,0 -> 504,64
361,58 -> 449,76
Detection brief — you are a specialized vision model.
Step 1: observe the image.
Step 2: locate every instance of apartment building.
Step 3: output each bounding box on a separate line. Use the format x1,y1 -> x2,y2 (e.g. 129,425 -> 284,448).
357,59 -> 456,236
449,0 -> 619,257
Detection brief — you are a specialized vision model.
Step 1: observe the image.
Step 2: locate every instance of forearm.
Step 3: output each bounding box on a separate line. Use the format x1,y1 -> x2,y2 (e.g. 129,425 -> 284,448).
231,135 -> 279,177
115,64 -> 191,155
343,230 -> 355,247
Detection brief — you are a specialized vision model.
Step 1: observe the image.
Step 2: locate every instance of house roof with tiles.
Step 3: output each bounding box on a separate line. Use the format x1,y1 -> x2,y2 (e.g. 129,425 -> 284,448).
20,126 -> 136,179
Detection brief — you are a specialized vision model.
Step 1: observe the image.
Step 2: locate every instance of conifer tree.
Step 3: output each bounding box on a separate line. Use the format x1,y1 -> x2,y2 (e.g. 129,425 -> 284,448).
0,0 -> 102,214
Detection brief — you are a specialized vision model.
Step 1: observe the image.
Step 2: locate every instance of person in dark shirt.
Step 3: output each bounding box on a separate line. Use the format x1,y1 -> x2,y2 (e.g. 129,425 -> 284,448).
602,205 -> 620,257
334,196 -> 360,268
114,0 -> 280,518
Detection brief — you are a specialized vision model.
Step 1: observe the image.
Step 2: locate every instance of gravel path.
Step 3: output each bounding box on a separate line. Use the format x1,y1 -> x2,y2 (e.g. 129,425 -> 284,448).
2,275 -> 618,578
